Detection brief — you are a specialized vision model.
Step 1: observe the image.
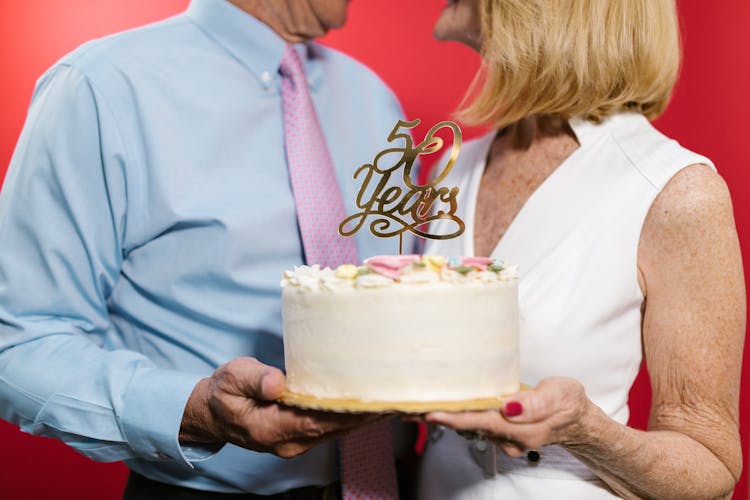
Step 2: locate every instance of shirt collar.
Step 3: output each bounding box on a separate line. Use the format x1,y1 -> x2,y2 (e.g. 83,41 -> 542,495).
186,0 -> 323,90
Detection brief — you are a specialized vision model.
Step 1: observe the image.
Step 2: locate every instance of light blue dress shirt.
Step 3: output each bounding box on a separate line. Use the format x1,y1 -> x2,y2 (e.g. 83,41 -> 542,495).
0,0 -> 404,493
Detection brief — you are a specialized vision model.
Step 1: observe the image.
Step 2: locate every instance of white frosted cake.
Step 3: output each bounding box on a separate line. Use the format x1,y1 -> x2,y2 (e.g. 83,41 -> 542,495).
280,254 -> 519,411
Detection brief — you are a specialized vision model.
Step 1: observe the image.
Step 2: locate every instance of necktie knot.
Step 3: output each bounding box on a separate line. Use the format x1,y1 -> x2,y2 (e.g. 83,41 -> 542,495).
279,45 -> 306,87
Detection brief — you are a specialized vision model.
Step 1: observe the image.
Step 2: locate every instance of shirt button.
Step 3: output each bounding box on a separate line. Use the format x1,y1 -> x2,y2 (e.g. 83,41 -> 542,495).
260,71 -> 272,87
527,449 -> 541,462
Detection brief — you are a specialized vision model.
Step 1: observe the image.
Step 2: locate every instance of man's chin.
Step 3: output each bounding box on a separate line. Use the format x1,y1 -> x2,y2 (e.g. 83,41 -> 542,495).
326,15 -> 348,30
287,27 -> 328,43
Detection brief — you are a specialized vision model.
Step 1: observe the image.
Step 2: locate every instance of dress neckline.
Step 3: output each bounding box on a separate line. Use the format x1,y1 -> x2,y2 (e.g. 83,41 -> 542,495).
462,117 -> 605,258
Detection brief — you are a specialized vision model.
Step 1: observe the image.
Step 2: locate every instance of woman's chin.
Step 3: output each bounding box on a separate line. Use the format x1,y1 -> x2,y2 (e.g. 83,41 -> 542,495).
432,25 -> 450,42
433,14 -> 458,42
433,25 -> 480,51
432,2 -> 480,49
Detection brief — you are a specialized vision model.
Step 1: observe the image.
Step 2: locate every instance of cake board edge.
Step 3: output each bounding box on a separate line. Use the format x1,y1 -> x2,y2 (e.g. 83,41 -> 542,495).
278,385 -> 531,414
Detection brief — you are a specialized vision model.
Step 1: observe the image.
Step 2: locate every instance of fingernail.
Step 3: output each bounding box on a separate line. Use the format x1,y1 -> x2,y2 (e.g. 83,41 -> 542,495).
504,401 -> 523,417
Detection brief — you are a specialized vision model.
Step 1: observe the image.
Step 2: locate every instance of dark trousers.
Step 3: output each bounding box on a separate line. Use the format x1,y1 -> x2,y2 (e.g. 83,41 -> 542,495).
122,472 -> 341,500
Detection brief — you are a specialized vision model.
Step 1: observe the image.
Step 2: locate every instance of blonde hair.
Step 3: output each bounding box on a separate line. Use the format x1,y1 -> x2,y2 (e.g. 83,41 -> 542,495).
459,0 -> 681,128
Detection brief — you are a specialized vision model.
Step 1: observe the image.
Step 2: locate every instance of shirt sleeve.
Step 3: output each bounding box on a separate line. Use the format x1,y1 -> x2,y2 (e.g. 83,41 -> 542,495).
0,64 -> 207,467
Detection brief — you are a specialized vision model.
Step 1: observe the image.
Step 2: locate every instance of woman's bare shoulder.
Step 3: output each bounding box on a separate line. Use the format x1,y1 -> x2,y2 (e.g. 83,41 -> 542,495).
638,163 -> 739,292
646,163 -> 732,227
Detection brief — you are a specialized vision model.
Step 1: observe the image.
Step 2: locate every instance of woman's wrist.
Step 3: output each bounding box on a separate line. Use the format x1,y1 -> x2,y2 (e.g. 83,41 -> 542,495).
560,395 -> 612,449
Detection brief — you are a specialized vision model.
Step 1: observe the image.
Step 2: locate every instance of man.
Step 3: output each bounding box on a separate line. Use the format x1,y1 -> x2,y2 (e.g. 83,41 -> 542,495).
0,0 -> 409,497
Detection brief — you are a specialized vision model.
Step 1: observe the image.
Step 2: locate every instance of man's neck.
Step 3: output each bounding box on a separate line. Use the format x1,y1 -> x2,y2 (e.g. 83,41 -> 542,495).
227,0 -> 312,44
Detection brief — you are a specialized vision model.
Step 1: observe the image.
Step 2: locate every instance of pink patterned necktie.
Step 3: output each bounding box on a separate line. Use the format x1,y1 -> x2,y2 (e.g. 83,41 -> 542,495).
279,45 -> 399,500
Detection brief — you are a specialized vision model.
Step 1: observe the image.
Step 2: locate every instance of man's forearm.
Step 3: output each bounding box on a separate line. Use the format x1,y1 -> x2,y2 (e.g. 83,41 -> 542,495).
0,333 -> 203,465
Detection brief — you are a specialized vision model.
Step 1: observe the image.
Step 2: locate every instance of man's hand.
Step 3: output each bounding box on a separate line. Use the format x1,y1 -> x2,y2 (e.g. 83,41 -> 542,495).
180,357 -> 382,458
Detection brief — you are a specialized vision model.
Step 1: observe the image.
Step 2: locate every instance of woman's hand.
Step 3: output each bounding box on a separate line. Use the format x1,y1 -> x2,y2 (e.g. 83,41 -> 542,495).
425,377 -> 595,457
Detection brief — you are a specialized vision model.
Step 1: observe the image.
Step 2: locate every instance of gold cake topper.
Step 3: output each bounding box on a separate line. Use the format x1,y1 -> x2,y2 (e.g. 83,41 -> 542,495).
338,119 -> 465,253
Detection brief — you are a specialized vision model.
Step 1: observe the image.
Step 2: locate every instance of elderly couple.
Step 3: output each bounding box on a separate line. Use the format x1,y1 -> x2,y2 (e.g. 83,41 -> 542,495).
0,0 -> 743,498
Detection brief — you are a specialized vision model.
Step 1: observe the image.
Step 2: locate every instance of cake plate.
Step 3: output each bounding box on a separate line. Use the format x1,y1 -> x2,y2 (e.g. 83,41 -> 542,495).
279,385 -> 530,414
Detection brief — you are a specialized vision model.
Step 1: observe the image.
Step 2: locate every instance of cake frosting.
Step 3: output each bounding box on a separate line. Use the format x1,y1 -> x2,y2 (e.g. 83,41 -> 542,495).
281,255 -> 519,406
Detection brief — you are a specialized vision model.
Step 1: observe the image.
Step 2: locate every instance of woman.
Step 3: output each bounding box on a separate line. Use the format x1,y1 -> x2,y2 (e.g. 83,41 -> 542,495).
418,0 -> 744,498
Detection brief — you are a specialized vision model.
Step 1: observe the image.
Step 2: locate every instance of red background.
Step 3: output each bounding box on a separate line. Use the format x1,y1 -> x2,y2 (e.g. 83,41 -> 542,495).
0,1 -> 748,498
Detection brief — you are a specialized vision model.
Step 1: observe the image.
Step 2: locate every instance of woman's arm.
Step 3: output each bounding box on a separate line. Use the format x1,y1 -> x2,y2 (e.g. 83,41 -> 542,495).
570,163 -> 744,498
427,164 -> 745,499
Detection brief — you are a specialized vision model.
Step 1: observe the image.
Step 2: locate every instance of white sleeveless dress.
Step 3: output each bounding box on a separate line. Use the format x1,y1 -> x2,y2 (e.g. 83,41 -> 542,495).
418,113 -> 714,499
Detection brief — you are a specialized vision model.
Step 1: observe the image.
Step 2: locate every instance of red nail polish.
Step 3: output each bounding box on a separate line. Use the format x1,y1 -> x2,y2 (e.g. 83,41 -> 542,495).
505,401 -> 523,417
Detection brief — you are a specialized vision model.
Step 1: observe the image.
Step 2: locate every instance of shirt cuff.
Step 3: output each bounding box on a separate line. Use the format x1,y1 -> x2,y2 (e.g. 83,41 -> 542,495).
120,367 -> 208,468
